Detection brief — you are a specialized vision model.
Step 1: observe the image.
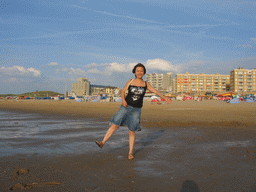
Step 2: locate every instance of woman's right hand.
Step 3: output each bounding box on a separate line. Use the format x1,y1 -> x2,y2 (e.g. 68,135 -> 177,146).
122,100 -> 128,107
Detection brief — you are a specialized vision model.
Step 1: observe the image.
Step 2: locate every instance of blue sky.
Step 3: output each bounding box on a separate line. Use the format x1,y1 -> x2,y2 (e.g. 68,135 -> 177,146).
1,0 -> 255,94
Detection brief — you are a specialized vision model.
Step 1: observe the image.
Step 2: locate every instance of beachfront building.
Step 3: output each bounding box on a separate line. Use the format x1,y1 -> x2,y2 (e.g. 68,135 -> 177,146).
104,86 -> 120,95
230,68 -> 256,93
145,72 -> 173,94
167,72 -> 174,92
90,85 -> 119,96
172,78 -> 176,93
70,78 -> 90,97
175,72 -> 230,94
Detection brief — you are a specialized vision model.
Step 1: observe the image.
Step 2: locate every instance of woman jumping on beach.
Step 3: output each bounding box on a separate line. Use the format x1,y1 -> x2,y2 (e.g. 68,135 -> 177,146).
95,63 -> 172,160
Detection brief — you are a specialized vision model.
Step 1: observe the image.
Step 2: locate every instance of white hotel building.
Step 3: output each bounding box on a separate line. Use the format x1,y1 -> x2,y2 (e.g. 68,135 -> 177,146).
145,72 -> 173,94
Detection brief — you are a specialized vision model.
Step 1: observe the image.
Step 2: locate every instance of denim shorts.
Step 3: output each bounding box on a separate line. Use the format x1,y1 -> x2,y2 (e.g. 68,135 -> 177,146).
109,105 -> 142,132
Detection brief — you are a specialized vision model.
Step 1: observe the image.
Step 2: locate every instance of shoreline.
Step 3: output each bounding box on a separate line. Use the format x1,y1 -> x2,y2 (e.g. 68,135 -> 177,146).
0,99 -> 255,130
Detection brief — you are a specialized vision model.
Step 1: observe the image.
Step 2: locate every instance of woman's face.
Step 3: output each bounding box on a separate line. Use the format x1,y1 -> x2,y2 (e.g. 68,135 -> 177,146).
135,66 -> 145,79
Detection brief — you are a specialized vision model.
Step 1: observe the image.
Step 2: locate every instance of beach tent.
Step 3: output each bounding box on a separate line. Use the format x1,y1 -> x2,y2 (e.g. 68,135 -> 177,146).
115,98 -> 122,102
220,97 -> 231,101
43,97 -> 51,100
100,96 -> 108,100
244,98 -> 254,102
228,98 -> 240,103
183,96 -> 192,101
75,98 -> 82,102
150,96 -> 160,101
91,99 -> 99,102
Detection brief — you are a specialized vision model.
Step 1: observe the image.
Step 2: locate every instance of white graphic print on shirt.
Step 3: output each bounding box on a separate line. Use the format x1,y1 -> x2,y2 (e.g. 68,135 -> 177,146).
130,86 -> 145,101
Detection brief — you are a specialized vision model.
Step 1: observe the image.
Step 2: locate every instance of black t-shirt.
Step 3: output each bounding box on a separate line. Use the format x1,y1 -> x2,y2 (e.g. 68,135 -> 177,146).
125,82 -> 147,108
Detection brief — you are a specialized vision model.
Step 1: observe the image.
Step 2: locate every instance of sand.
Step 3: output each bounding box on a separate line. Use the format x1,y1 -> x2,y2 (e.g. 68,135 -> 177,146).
0,100 -> 256,191
0,99 -> 255,129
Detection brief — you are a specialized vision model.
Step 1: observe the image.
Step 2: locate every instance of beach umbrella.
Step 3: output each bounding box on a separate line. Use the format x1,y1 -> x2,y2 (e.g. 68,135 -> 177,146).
245,98 -> 254,102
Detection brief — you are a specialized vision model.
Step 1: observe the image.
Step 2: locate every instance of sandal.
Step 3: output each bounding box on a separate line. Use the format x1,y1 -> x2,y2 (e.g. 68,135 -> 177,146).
95,141 -> 103,148
128,154 -> 134,160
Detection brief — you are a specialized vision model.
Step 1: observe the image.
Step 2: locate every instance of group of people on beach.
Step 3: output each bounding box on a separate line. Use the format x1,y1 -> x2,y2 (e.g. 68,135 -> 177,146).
96,63 -> 172,160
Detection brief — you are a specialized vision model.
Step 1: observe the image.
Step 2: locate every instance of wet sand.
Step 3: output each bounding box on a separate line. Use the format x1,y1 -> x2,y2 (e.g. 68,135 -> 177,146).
0,100 -> 256,191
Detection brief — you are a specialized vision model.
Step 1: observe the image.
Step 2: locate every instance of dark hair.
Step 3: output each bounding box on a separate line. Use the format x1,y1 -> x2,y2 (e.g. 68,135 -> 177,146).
132,63 -> 146,74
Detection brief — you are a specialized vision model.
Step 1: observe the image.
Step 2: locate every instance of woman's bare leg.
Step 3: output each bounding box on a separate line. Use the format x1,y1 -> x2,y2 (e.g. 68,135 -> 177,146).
101,124 -> 119,145
128,131 -> 135,158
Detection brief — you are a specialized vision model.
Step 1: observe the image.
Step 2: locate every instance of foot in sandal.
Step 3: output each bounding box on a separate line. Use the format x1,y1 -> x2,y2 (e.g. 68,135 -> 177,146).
128,153 -> 134,160
95,141 -> 103,148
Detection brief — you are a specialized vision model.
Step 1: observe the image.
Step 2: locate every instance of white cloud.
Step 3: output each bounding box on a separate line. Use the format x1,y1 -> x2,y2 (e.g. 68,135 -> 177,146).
87,68 -> 102,74
85,63 -> 99,68
56,67 -> 69,72
69,68 -> 87,76
145,59 -> 182,73
47,62 -> 59,66
27,68 -> 41,76
105,63 -> 125,73
55,67 -> 87,76
103,62 -> 136,74
89,59 -> 182,75
0,65 -> 41,77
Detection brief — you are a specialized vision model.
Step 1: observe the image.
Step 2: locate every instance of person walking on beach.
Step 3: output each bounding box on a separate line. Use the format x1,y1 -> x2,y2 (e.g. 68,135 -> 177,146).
95,63 -> 172,160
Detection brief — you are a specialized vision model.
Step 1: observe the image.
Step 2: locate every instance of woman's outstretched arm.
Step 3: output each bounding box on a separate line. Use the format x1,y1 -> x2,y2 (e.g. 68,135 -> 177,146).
146,82 -> 172,104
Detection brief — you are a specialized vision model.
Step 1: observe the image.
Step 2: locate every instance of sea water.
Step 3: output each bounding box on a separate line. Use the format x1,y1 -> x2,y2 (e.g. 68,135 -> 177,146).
0,109 -> 113,157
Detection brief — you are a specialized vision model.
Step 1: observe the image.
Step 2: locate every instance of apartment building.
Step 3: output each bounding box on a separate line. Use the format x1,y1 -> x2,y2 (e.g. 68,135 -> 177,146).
167,72 -> 174,92
230,68 -> 256,93
172,78 -> 176,93
145,72 -> 173,94
70,78 -> 90,96
176,72 -> 230,93
90,85 -> 119,96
